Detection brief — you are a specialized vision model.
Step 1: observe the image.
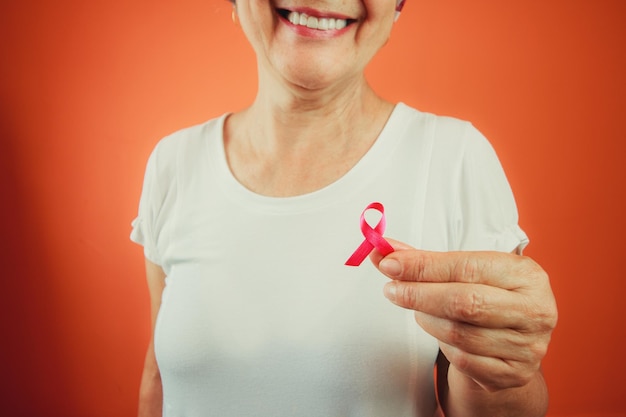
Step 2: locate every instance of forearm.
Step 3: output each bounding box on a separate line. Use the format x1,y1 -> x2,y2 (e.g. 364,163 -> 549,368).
441,366 -> 548,417
138,341 -> 163,417
140,259 -> 166,417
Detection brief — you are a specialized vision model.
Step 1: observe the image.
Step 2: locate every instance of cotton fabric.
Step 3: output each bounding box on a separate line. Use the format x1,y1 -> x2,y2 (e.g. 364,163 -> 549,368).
131,102 -> 527,417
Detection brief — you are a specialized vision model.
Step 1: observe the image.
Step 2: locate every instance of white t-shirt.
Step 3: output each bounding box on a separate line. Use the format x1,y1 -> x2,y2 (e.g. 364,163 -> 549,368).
131,103 -> 528,417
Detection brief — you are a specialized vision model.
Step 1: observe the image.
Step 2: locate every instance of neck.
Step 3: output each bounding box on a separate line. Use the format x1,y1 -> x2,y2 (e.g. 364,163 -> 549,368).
242,69 -> 390,153
223,69 -> 394,196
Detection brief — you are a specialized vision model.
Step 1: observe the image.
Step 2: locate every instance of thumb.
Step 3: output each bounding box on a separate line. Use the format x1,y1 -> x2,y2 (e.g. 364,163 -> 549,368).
369,238 -> 414,277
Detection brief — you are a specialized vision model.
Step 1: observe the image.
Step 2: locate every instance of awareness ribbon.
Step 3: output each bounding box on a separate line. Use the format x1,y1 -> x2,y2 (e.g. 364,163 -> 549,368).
345,202 -> 395,266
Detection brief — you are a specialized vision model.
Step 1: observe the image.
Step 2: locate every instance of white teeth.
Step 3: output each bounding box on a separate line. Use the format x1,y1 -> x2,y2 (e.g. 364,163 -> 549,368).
286,11 -> 349,31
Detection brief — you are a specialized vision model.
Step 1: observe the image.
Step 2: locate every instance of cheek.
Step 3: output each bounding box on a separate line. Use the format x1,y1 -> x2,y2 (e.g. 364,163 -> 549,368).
357,0 -> 396,43
355,22 -> 394,63
238,8 -> 276,52
362,0 -> 398,18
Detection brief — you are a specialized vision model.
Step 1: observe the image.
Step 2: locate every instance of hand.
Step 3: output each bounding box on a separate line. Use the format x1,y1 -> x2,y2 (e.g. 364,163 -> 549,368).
370,240 -> 557,393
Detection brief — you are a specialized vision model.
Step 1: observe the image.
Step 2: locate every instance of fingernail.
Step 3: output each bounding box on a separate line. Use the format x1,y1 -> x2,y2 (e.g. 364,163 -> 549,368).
384,282 -> 397,301
379,258 -> 402,277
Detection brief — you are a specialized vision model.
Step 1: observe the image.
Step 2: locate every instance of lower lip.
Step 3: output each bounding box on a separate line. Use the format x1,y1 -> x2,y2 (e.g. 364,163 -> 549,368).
278,14 -> 352,39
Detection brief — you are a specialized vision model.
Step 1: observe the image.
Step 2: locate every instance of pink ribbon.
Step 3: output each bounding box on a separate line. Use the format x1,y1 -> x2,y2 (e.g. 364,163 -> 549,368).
345,202 -> 395,266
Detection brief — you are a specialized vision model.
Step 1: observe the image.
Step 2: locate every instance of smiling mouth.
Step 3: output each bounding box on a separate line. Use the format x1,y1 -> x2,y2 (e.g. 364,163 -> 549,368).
276,8 -> 356,31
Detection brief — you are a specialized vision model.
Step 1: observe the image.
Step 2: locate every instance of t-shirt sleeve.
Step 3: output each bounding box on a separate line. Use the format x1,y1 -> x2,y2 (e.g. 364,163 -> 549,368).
130,145 -> 164,265
455,124 -> 529,253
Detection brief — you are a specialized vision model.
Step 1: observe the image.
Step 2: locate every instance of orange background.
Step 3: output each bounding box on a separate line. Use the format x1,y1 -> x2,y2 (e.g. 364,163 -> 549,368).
1,1 -> 625,416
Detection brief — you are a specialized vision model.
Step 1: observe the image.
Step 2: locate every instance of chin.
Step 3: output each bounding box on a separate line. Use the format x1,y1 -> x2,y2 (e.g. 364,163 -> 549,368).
275,57 -> 355,92
288,73 -> 335,91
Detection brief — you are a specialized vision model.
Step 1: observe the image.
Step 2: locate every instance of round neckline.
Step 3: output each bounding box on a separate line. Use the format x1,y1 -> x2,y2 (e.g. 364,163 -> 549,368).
208,102 -> 411,214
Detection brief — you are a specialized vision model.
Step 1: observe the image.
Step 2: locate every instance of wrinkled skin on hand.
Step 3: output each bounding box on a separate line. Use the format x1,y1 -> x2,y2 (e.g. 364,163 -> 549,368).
371,239 -> 557,393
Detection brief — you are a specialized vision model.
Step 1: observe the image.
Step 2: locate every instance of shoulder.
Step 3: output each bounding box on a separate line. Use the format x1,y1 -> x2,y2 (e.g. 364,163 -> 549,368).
393,103 -> 496,166
395,106 -> 523,251
396,103 -> 485,146
152,115 -> 224,161
146,115 -> 225,176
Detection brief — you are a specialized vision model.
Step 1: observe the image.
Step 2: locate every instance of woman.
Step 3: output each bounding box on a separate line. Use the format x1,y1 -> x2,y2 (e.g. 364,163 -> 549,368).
131,1 -> 557,416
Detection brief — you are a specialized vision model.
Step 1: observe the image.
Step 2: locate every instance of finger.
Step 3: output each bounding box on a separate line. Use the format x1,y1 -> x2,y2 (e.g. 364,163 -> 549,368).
384,281 -> 538,330
375,247 -> 545,291
439,342 -> 540,392
369,237 -> 414,265
413,311 -> 551,363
